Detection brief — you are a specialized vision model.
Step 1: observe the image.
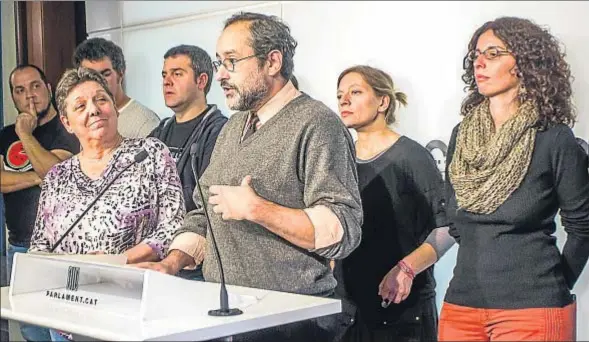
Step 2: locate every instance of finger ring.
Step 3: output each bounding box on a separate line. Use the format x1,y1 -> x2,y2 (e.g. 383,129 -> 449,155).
381,299 -> 390,308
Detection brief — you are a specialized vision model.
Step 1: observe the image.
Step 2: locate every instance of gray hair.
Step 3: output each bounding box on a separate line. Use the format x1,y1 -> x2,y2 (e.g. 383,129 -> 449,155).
73,37 -> 126,75
224,12 -> 297,81
164,44 -> 213,95
56,67 -> 114,117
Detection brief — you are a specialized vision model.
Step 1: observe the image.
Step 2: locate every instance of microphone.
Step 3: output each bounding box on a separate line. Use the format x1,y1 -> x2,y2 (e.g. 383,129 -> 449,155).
50,148 -> 149,252
190,143 -> 243,317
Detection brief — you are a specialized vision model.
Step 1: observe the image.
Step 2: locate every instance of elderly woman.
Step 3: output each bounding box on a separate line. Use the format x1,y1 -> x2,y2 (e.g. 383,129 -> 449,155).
29,67 -> 184,264
29,67 -> 185,340
439,17 -> 588,341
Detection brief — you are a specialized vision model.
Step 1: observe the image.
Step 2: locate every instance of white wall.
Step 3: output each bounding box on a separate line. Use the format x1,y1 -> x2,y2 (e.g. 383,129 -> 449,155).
86,1 -> 589,337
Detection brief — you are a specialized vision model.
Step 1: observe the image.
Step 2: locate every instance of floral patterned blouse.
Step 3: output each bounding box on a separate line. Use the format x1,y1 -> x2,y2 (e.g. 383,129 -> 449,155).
29,138 -> 186,259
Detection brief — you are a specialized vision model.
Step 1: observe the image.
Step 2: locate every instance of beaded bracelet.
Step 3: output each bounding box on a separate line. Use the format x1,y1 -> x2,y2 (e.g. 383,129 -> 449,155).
398,259 -> 415,280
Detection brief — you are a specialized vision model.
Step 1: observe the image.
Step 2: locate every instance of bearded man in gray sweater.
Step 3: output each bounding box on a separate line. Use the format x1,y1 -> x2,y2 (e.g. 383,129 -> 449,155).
136,11 -> 362,341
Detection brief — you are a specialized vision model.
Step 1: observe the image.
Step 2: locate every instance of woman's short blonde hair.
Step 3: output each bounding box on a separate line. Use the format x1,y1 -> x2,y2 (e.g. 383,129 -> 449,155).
55,67 -> 114,117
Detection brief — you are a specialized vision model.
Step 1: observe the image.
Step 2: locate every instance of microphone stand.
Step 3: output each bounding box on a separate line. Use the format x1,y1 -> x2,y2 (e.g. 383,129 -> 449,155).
190,144 -> 242,317
50,149 -> 149,252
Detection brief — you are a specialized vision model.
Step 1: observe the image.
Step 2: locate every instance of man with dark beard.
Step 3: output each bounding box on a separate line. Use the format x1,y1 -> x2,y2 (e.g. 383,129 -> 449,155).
135,12 -> 362,341
0,65 -> 80,341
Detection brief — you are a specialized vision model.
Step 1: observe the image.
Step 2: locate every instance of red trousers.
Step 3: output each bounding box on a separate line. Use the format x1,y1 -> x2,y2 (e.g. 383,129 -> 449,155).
438,301 -> 576,341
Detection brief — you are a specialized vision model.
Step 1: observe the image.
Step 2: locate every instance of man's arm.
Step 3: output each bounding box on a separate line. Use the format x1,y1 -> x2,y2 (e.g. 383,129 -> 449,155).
288,115 -> 363,259
209,175 -> 317,249
138,118 -> 227,274
134,231 -> 207,275
0,169 -> 42,193
0,155 -> 42,193
250,193 -> 316,249
19,133 -> 72,178
16,104 -> 74,177
147,249 -> 199,274
134,196 -> 208,274
124,243 -> 160,264
208,114 -> 363,259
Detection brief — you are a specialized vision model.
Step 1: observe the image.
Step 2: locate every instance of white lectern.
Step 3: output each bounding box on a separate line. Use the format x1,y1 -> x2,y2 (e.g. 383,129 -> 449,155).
0,253 -> 341,341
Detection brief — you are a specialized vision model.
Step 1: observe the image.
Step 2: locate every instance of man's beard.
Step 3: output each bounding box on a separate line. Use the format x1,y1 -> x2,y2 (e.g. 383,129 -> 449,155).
225,77 -> 269,112
35,102 -> 52,122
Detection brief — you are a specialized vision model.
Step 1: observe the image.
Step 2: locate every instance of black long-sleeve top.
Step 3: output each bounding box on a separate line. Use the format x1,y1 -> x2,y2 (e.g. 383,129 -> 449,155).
445,123 -> 589,309
335,137 -> 448,326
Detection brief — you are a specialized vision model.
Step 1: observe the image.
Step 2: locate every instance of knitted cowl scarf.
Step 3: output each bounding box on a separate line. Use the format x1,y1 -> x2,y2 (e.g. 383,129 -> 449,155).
449,98 -> 539,214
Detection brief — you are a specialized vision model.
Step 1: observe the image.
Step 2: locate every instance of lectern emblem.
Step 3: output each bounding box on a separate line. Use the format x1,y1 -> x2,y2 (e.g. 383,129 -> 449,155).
66,266 -> 80,291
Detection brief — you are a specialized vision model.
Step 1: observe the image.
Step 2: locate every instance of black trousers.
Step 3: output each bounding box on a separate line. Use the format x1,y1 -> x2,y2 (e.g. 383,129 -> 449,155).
228,312 -> 349,342
339,296 -> 438,342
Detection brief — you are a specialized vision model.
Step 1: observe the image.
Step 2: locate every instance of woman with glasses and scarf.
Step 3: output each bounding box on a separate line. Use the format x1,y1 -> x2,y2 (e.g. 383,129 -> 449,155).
439,16 -> 589,341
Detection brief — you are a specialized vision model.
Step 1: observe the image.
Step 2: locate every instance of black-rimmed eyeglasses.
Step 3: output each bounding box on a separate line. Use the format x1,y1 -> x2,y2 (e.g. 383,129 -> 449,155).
212,55 -> 261,73
463,46 -> 513,69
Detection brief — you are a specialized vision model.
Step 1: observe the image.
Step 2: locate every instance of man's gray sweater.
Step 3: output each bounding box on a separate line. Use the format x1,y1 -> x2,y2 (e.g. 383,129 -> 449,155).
176,94 -> 363,295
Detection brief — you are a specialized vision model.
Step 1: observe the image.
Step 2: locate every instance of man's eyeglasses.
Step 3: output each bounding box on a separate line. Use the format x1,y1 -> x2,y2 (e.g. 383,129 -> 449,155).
463,46 -> 513,69
213,54 -> 261,73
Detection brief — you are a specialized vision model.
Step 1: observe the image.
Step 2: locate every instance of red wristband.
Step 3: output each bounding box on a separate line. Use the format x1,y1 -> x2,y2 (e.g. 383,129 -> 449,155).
398,259 -> 415,280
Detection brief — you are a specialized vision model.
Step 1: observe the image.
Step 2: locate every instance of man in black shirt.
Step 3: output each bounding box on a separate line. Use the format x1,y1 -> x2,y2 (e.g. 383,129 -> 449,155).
149,45 -> 227,281
0,64 -> 80,341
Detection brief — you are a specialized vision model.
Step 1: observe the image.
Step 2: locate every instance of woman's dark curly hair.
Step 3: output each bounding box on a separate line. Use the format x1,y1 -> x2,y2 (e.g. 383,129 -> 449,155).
461,17 -> 576,129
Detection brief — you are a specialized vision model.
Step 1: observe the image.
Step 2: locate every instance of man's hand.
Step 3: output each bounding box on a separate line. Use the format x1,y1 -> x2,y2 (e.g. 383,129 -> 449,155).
0,155 -> 42,193
15,99 -> 38,137
208,175 -> 260,221
15,113 -> 37,137
378,264 -> 414,305
132,250 -> 193,275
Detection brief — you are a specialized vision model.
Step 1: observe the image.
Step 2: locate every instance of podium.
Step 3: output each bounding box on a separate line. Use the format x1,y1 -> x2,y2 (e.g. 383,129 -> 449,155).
0,253 -> 341,341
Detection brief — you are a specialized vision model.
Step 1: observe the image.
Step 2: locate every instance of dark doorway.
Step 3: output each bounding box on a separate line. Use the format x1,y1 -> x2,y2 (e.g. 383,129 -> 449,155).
15,1 -> 87,88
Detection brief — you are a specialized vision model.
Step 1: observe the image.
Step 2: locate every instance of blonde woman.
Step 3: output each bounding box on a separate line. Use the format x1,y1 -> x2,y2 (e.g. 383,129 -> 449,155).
334,65 -> 454,342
